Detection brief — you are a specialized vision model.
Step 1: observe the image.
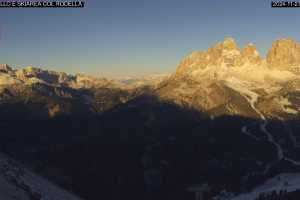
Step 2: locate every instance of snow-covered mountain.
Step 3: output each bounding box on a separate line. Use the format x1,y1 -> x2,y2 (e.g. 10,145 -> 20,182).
157,37 -> 300,120
2,38 -> 300,120
2,38 -> 300,200
0,65 -> 168,90
0,66 -> 119,89
0,66 -> 168,117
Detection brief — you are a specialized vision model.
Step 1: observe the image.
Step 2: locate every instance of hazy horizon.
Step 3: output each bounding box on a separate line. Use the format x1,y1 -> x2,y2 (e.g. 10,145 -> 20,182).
0,0 -> 300,77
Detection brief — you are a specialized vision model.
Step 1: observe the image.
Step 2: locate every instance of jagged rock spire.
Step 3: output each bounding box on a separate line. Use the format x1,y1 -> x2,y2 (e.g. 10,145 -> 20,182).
222,37 -> 239,50
241,43 -> 261,65
175,38 -> 262,77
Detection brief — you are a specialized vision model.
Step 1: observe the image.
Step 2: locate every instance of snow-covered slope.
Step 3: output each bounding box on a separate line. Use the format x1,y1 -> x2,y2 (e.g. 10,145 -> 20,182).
231,173 -> 300,200
0,153 -> 83,200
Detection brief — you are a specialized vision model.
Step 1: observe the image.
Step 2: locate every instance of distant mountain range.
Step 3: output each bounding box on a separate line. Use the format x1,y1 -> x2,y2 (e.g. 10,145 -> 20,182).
1,38 -> 300,200
2,37 -> 300,119
0,64 -> 169,118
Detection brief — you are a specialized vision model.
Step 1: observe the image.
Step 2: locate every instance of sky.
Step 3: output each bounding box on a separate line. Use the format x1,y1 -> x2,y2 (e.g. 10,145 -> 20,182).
0,0 -> 300,77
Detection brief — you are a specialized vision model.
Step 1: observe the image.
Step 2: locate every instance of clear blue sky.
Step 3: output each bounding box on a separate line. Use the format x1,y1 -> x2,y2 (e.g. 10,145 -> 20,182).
0,0 -> 299,77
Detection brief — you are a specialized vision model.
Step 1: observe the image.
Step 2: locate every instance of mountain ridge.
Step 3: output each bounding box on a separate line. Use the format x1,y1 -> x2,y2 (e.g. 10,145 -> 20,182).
2,37 -> 300,119
2,38 -> 300,199
156,37 -> 300,119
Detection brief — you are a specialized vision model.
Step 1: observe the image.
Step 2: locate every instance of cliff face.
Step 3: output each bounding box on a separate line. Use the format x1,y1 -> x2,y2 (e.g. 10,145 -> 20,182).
176,38 -> 300,79
175,38 -> 262,78
158,38 -> 300,119
267,38 -> 300,72
0,64 -> 12,73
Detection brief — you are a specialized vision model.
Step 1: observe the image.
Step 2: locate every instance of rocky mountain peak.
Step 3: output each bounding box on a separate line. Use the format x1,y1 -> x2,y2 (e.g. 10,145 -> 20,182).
242,43 -> 259,57
241,43 -> 262,65
208,37 -> 241,58
174,38 -> 264,78
160,38 -> 300,119
222,37 -> 239,51
0,64 -> 12,73
267,38 -> 300,71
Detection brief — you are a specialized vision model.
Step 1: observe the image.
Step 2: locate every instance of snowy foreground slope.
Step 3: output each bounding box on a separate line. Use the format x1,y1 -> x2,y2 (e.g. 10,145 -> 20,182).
0,152 -> 83,200
226,173 -> 300,200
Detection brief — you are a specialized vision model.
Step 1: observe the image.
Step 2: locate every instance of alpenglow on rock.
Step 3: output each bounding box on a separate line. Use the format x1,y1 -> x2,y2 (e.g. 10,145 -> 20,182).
267,38 -> 300,72
175,38 -> 263,77
241,43 -> 261,65
0,64 -> 12,73
158,37 -> 300,119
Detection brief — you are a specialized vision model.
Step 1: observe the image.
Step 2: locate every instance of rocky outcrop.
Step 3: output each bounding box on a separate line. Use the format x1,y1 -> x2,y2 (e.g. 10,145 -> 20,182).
159,37 -> 300,118
0,64 -> 12,73
267,38 -> 300,72
175,38 -> 263,78
241,43 -> 261,65
175,38 -> 300,81
0,65 -> 141,118
15,66 -> 75,85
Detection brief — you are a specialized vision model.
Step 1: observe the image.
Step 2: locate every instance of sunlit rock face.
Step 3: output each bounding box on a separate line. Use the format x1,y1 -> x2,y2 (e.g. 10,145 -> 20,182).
158,37 -> 300,119
0,64 -> 21,86
14,66 -> 75,85
267,38 -> 300,72
174,38 -> 263,78
175,51 -> 209,77
0,64 -> 165,118
0,64 -> 12,73
241,43 -> 261,65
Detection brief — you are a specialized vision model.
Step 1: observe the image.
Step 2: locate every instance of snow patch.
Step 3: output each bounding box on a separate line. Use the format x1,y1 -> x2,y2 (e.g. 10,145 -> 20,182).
241,126 -> 260,141
231,173 -> 300,200
224,77 -> 262,118
278,97 -> 298,114
260,122 -> 284,161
